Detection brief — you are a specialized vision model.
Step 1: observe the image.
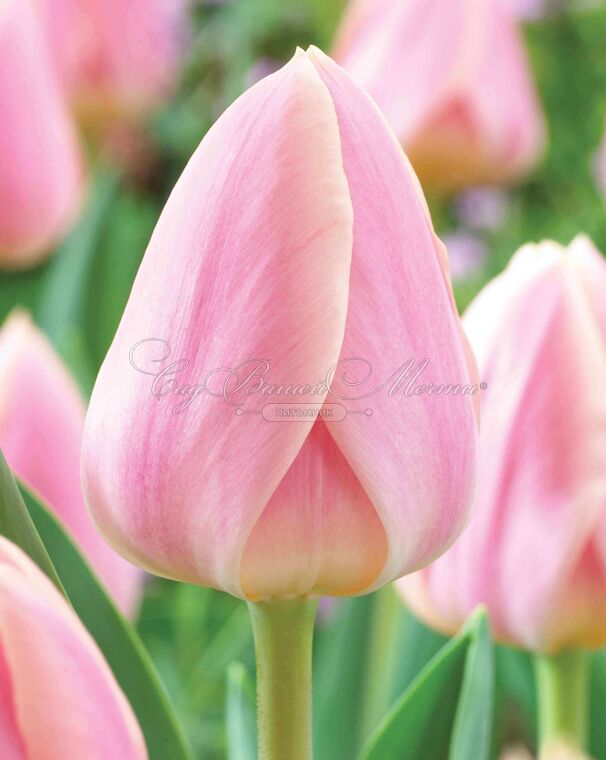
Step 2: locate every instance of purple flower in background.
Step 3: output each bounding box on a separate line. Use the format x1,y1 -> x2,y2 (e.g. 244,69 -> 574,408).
454,187 -> 510,232
507,0 -> 550,20
245,58 -> 283,89
443,231 -> 488,281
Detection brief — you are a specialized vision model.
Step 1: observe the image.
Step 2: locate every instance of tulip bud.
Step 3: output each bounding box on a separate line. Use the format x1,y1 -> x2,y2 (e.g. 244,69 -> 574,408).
39,0 -> 188,121
333,0 -> 545,190
0,0 -> 83,268
0,536 -> 146,758
399,236 -> 606,652
498,742 -> 593,760
82,48 -> 478,601
540,742 -> 593,760
0,312 -> 142,616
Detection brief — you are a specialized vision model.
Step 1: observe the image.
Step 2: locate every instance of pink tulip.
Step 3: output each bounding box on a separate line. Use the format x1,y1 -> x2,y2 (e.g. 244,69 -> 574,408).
333,0 -> 546,190
0,312 -> 142,616
399,236 -> 606,653
0,0 -> 83,268
0,536 -> 147,759
82,47 -> 478,601
39,0 -> 188,118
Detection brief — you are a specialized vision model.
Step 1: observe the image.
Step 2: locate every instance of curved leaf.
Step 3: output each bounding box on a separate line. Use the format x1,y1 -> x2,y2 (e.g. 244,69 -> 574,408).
360,609 -> 493,760
0,451 -> 62,589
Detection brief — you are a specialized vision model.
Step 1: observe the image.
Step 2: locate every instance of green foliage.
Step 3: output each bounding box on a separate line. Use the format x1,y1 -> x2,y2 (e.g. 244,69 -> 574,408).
359,610 -> 494,760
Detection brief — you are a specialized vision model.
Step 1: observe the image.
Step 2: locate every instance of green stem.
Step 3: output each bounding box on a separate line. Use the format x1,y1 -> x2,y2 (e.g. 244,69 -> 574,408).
534,649 -> 589,754
248,598 -> 318,760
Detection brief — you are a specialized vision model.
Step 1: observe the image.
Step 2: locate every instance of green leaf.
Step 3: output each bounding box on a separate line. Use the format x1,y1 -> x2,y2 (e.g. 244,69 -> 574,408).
36,172 -> 118,393
449,610 -> 494,760
0,451 -> 62,590
225,662 -> 257,760
313,595 -> 376,760
18,483 -> 193,760
359,609 -> 493,760
589,650 -> 606,760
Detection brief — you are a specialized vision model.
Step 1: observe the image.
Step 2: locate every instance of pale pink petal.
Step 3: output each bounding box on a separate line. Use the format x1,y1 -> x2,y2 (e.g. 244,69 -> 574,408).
307,47 -> 478,588
82,52 -> 355,597
335,0 -> 544,189
401,243 -> 606,650
240,420 -> 387,599
0,538 -> 146,760
0,312 -> 142,616
0,648 -> 26,760
567,236 -> 606,573
40,0 -> 187,114
333,0 -> 481,142
0,0 -> 83,267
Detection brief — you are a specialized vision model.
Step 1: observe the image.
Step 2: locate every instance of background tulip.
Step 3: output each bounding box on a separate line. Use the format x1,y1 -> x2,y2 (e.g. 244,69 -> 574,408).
0,0 -> 83,268
0,536 -> 146,758
82,47 -> 478,603
333,0 -> 546,190
399,236 -> 606,653
39,0 -> 189,120
0,312 -> 142,616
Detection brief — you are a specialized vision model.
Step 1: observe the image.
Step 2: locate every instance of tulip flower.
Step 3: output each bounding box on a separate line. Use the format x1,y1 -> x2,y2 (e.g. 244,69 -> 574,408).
0,0 -> 83,268
39,0 -> 188,120
333,0 -> 546,190
82,47 -> 478,759
0,311 -> 142,616
399,235 -> 606,757
0,536 -> 147,758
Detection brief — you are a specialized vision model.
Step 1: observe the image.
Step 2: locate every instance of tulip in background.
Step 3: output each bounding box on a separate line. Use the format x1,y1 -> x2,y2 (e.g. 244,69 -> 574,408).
333,0 -> 546,190
0,536 -> 147,759
0,0 -> 83,268
400,235 -> 606,756
0,311 -> 141,616
82,47 -> 478,759
39,0 -> 188,120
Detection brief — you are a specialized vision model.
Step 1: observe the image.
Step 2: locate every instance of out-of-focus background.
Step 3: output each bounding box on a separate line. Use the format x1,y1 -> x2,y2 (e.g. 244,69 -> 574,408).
2,1 -> 606,758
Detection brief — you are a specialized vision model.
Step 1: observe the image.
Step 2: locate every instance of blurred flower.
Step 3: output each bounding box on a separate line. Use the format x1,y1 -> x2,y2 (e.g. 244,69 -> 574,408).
333,0 -> 546,191
0,0 -> 83,268
499,741 -> 593,759
455,187 -> 510,231
399,236 -> 606,653
0,536 -> 147,758
82,47 -> 478,601
442,231 -> 488,280
499,745 -> 534,760
506,0 -> 550,20
540,742 -> 593,760
0,311 -> 142,616
39,0 -> 189,122
245,58 -> 283,89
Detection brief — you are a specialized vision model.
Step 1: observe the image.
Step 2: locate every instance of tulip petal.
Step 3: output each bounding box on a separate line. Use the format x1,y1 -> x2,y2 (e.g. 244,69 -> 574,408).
0,312 -> 141,615
0,0 -> 83,267
402,244 -> 606,650
568,236 -> 606,574
0,539 -> 146,760
240,420 -> 387,599
333,0 -> 481,142
307,48 -> 478,587
0,648 -> 25,760
82,52 -> 354,597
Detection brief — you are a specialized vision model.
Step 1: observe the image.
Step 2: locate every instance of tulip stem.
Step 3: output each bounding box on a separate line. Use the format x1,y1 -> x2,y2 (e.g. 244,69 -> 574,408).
248,598 -> 318,760
534,649 -> 589,754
